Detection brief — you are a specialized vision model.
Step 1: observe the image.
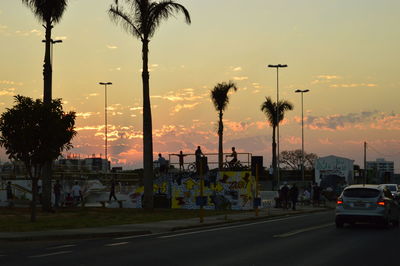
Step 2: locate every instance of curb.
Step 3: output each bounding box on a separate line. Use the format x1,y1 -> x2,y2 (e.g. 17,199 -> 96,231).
0,230 -> 152,242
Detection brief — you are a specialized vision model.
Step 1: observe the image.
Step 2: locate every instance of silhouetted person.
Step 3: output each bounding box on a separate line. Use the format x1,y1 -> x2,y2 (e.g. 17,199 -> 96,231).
172,151 -> 187,171
281,183 -> 289,209
226,146 -> 238,166
109,178 -> 118,201
71,182 -> 82,205
289,183 -> 299,210
157,153 -> 168,174
53,180 -> 62,208
195,146 -> 204,174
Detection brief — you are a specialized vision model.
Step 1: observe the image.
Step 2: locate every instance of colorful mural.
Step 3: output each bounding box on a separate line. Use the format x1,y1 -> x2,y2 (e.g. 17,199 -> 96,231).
129,171 -> 255,210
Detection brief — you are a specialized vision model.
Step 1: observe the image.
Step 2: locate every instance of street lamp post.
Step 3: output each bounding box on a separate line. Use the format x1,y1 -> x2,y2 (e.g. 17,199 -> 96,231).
295,89 -> 310,182
99,82 -> 112,173
267,64 -> 287,186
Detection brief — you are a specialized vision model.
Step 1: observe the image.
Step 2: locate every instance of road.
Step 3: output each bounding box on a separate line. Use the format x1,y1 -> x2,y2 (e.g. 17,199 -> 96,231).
1,210 -> 399,266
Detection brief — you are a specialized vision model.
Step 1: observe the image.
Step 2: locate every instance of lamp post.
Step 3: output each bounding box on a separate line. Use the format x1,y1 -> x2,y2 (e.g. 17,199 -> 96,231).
99,82 -> 112,173
267,64 -> 288,186
295,89 -> 310,182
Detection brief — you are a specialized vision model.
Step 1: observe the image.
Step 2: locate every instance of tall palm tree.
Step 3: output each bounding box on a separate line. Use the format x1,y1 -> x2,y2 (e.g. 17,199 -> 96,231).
261,97 -> 293,180
211,81 -> 237,169
109,0 -> 191,209
22,0 -> 68,212
22,0 -> 68,104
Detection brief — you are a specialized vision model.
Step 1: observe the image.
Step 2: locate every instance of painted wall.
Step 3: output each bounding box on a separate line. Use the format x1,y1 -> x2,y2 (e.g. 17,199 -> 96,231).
129,171 -> 255,210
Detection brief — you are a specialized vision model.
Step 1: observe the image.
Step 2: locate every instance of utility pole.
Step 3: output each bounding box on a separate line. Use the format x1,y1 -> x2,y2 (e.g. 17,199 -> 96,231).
295,89 -> 310,182
364,141 -> 367,185
99,82 -> 112,174
267,64 -> 288,186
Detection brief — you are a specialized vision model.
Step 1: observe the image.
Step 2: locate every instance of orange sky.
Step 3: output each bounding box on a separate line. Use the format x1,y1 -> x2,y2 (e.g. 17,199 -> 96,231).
1,0 -> 400,171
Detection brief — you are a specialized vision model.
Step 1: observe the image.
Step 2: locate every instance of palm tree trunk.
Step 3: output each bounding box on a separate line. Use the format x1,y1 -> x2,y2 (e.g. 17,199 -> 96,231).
41,19 -> 53,212
272,125 -> 277,184
43,19 -> 52,104
218,111 -> 223,170
142,38 -> 154,210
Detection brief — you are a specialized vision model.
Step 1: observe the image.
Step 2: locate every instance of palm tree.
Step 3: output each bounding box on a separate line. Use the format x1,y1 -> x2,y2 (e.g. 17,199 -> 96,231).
261,97 -> 293,180
22,0 -> 68,212
22,0 -> 68,104
211,81 -> 237,169
109,0 -> 191,209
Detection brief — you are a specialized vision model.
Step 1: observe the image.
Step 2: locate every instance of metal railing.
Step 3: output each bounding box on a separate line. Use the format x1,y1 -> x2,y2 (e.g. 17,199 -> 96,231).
167,152 -> 252,171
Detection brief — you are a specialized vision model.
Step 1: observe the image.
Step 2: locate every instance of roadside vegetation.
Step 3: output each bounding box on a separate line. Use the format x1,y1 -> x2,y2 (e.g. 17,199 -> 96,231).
0,207 -> 244,232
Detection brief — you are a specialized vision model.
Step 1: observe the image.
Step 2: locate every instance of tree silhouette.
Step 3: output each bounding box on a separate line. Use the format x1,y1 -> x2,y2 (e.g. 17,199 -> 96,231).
109,0 -> 191,209
0,96 -> 76,222
22,0 -> 69,211
261,97 -> 293,179
280,150 -> 318,170
210,81 -> 237,169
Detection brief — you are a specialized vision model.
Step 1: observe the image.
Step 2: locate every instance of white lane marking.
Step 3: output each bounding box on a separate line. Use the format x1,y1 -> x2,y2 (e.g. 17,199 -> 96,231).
105,242 -> 129,247
114,233 -> 154,240
158,215 -> 310,239
29,251 -> 72,258
46,244 -> 76,250
273,223 -> 334,238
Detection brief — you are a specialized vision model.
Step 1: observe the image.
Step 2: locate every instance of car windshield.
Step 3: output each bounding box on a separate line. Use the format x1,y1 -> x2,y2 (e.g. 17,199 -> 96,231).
386,185 -> 397,192
343,188 -> 380,198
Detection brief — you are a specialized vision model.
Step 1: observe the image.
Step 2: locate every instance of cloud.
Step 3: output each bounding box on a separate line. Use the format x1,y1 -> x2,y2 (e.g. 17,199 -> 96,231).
85,93 -> 99,99
318,138 -> 333,145
106,45 -> 118,49
171,103 -> 200,114
329,83 -> 377,88
76,112 -> 99,119
307,111 -> 381,131
55,36 -> 67,40
14,29 -> 42,37
0,80 -> 23,86
225,121 -> 254,132
317,75 -> 340,80
233,76 -> 248,81
231,66 -> 242,72
370,114 -> 400,130
152,88 -> 206,103
0,88 -> 16,96
252,83 -> 262,89
285,136 -> 301,145
311,74 -> 340,85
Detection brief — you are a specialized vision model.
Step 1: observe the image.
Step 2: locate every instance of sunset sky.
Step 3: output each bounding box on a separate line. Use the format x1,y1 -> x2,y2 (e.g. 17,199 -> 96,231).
1,0 -> 400,171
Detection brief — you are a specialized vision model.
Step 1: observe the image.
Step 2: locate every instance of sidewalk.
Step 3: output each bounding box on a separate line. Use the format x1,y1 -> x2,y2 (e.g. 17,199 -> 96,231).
0,205 -> 331,241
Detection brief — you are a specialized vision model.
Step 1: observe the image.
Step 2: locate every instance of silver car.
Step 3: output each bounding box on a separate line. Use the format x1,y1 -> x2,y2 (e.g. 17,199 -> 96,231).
335,184 -> 399,228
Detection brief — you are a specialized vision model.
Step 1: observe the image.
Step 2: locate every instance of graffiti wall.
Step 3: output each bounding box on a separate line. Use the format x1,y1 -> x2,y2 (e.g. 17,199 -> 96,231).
129,170 -> 255,210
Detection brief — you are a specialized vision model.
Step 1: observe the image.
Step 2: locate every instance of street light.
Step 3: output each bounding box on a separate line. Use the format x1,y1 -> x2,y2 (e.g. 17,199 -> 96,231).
267,64 -> 288,186
295,89 -> 310,182
99,82 -> 112,173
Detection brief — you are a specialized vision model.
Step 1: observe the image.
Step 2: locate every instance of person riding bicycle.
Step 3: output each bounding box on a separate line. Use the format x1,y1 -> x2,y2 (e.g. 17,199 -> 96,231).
226,147 -> 238,166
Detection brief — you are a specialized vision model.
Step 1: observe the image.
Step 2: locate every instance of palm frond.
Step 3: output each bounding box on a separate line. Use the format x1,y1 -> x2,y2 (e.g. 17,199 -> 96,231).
22,0 -> 68,24
148,0 -> 191,37
210,81 -> 237,112
109,3 -> 143,40
261,97 -> 277,126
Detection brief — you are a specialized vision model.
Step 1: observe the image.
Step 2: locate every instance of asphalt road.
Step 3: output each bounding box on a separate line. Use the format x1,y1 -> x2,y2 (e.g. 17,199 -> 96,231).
1,210 -> 399,266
